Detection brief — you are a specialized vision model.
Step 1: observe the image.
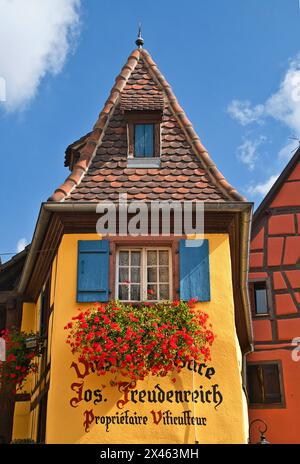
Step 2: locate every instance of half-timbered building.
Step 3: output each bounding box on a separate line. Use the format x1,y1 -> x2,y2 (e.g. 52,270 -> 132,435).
247,147 -> 300,443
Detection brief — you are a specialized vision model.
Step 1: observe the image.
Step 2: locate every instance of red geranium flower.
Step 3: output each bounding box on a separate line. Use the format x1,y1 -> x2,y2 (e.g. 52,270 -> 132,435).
64,300 -> 214,381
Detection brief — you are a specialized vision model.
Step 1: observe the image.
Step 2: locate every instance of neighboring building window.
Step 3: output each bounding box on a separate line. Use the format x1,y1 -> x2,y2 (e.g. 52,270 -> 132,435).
254,281 -> 269,315
134,124 -> 154,157
249,280 -> 269,315
247,362 -> 284,407
116,248 -> 171,302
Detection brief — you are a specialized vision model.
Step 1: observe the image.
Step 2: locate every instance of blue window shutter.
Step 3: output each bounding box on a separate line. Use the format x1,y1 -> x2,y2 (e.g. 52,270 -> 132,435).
179,239 -> 210,302
134,124 -> 145,157
134,124 -> 154,157
77,240 -> 109,302
144,124 -> 154,157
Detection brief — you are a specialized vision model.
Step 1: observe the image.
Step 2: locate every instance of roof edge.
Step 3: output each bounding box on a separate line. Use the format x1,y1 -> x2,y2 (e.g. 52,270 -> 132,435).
253,146 -> 300,229
0,245 -> 30,274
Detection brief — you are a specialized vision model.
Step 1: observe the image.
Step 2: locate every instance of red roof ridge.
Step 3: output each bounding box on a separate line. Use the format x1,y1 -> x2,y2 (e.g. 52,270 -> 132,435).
49,47 -> 245,202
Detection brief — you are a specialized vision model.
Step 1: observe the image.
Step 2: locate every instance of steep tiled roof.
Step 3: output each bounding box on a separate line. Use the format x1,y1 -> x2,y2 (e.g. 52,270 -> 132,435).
49,48 -> 245,202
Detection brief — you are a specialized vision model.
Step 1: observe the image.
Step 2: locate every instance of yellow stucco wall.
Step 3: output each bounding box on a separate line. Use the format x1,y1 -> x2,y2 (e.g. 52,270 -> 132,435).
42,233 -> 248,444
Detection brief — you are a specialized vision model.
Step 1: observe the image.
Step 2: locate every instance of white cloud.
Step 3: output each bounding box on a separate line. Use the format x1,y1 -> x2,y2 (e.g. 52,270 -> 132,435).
0,76 -> 6,102
227,54 -> 300,136
227,100 -> 264,126
265,55 -> 300,135
0,0 -> 81,111
278,139 -> 300,159
229,54 -> 300,197
247,174 -> 279,197
236,136 -> 266,170
17,238 -> 27,253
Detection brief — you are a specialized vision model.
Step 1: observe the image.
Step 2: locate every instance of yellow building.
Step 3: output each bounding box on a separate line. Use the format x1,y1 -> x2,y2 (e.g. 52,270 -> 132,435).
10,37 -> 253,444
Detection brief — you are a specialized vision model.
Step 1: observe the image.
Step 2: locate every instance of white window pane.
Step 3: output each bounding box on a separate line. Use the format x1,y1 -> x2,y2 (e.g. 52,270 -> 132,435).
159,284 -> 169,300
159,250 -> 169,265
131,285 -> 140,301
147,267 -> 157,283
147,284 -> 157,300
159,267 -> 169,283
118,248 -> 171,302
119,285 -> 129,300
131,251 -> 141,266
147,250 -> 157,265
119,251 -> 129,265
119,267 -> 129,283
131,267 -> 140,283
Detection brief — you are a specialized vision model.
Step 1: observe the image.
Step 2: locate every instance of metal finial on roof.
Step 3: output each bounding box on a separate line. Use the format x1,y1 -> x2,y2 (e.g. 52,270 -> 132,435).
135,23 -> 144,48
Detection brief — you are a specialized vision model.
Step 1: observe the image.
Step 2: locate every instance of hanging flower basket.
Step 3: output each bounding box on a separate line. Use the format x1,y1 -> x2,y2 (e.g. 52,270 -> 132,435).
64,299 -> 215,381
0,328 -> 42,395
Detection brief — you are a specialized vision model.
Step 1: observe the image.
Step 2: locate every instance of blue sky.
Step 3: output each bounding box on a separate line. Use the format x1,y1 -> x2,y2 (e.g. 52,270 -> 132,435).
0,0 -> 300,260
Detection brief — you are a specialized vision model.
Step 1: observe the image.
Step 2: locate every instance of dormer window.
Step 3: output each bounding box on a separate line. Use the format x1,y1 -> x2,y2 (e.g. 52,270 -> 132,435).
134,124 -> 154,157
125,111 -> 162,167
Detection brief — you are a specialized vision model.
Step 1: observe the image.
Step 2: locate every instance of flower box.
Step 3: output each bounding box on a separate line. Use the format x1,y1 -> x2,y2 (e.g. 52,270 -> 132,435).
65,299 -> 215,382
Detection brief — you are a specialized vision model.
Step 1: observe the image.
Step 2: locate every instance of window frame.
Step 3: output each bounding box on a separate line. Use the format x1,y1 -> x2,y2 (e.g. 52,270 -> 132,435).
115,246 -> 173,302
247,360 -> 286,409
125,111 -> 162,159
248,277 -> 272,318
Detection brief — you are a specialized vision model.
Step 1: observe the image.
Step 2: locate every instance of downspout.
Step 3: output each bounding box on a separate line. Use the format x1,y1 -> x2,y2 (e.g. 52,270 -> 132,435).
240,207 -> 254,352
240,207 -> 254,443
